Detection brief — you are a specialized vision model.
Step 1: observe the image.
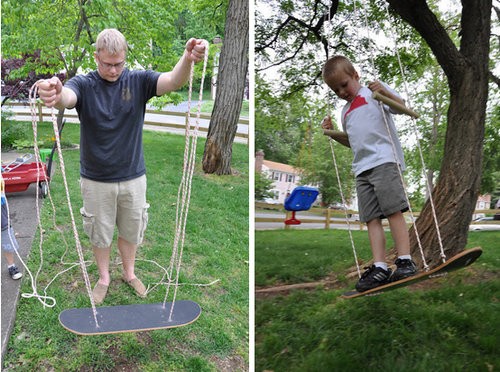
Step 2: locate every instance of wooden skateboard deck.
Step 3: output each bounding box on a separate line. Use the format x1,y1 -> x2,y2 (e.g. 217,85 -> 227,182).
342,247 -> 482,299
59,300 -> 201,335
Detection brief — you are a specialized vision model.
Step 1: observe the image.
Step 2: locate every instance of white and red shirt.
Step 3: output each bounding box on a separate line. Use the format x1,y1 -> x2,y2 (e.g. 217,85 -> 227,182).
341,83 -> 406,177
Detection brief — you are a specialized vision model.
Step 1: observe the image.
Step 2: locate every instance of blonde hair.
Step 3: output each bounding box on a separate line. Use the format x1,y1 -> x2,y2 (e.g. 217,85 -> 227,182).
322,55 -> 356,82
95,29 -> 128,55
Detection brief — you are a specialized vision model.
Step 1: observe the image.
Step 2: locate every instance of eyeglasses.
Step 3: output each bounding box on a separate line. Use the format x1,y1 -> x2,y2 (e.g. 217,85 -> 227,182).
98,58 -> 126,70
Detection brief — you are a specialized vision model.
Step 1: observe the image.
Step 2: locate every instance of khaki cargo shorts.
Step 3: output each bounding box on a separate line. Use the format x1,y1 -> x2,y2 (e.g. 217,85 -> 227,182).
80,175 -> 149,249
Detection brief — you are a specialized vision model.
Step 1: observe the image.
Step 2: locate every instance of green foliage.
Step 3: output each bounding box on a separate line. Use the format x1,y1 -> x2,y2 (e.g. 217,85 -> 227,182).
1,0 -> 226,81
1,121 -> 75,151
1,113 -> 29,150
148,92 -> 185,110
401,63 -> 448,191
256,74 -> 320,164
255,171 -> 274,201
298,129 -> 354,206
481,104 -> 500,195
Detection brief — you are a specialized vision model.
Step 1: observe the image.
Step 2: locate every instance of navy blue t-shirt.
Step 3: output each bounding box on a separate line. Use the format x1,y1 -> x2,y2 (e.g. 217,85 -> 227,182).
66,69 -> 160,182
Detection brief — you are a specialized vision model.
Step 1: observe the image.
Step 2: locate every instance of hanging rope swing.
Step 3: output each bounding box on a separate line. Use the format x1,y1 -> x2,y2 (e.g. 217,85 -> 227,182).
21,42 -> 211,334
321,0 -> 482,297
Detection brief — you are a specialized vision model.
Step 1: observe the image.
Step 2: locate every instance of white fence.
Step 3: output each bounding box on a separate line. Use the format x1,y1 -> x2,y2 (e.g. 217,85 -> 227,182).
4,102 -> 249,144
255,202 -> 500,231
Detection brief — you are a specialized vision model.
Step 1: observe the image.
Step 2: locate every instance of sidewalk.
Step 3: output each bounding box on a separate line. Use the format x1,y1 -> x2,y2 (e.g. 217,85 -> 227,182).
1,152 -> 39,359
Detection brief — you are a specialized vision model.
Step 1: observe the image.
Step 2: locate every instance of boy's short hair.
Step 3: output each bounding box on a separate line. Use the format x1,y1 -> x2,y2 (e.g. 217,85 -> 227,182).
95,29 -> 128,55
322,55 -> 356,81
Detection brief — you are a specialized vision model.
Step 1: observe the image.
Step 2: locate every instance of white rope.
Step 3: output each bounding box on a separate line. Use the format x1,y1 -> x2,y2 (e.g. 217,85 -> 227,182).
31,102 -> 94,298
164,43 -> 210,321
112,258 -> 220,295
2,195 -> 56,308
2,88 -> 95,310
382,5 -> 446,264
29,85 -> 100,327
324,1 -> 362,277
377,102 -> 430,271
357,0 -> 433,270
4,88 -> 87,309
328,140 -> 361,277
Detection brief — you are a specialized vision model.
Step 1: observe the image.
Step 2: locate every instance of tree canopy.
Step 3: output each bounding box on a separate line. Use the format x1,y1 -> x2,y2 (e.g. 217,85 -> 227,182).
1,0 -> 226,91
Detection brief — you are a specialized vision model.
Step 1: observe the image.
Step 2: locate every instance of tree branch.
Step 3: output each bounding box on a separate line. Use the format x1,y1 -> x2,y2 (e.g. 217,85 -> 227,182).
490,70 -> 500,89
386,0 -> 465,81
256,0 -> 339,57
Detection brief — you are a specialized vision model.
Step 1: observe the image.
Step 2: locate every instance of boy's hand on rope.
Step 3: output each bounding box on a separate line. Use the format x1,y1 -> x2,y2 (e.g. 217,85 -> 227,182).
37,77 -> 63,108
185,38 -> 208,63
368,80 -> 407,109
367,80 -> 388,96
322,116 -> 350,148
321,115 -> 334,130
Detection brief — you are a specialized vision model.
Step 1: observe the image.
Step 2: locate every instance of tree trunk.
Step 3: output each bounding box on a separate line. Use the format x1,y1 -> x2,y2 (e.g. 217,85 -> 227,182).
388,0 -> 491,268
202,0 -> 249,175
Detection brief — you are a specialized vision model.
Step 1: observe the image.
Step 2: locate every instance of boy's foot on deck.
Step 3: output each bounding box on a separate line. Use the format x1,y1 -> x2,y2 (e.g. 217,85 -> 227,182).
355,265 -> 392,292
390,258 -> 417,282
8,265 -> 23,280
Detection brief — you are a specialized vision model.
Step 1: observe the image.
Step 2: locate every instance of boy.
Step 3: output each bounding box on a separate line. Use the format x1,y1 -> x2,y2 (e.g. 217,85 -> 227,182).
321,55 -> 417,292
1,178 -> 23,280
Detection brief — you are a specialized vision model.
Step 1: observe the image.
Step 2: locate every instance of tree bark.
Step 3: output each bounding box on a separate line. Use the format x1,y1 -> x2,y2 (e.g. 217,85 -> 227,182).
202,0 -> 249,175
387,0 -> 491,267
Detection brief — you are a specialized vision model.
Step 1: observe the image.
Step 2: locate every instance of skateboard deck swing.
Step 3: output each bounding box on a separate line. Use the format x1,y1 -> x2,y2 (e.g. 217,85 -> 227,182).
59,300 -> 202,335
341,247 -> 482,299
323,96 -> 482,300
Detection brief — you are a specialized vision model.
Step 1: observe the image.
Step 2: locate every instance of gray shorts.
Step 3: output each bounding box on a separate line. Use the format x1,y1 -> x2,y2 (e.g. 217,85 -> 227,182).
2,227 -> 19,253
80,175 -> 149,249
356,163 -> 408,223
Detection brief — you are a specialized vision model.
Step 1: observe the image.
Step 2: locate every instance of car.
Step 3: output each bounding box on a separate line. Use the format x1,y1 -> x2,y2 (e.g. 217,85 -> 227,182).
469,217 -> 500,231
473,217 -> 494,222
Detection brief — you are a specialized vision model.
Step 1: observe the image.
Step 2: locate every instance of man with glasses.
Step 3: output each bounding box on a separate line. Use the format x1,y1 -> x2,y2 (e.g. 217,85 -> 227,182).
37,29 -> 206,305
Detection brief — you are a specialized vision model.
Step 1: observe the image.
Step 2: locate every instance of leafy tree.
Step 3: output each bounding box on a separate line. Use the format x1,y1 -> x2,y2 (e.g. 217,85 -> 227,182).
298,129 -> 354,206
1,0 -> 221,98
255,171 -> 274,201
401,62 -> 448,199
482,104 -> 500,195
1,52 -> 66,102
255,74 -> 312,164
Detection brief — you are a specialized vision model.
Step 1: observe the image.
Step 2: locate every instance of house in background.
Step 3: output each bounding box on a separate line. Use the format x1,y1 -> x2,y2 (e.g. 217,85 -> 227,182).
255,150 -> 312,204
473,194 -> 491,220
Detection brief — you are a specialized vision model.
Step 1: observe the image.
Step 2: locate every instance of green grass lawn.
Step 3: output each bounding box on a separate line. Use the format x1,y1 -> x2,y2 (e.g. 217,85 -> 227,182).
255,229 -> 500,371
196,100 -> 249,118
176,88 -> 249,117
3,122 -> 249,371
